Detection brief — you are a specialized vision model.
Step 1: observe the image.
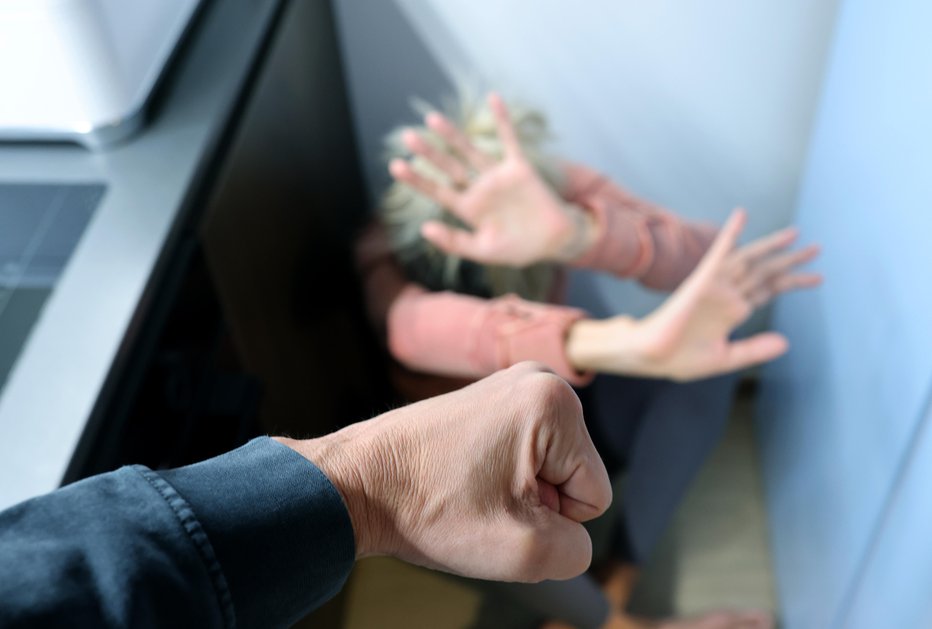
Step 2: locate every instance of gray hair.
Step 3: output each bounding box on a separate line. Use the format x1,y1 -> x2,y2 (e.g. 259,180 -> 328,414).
379,91 -> 563,301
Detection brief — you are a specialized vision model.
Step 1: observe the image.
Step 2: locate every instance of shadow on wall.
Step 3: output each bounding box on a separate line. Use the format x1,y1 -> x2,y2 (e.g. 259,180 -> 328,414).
333,0 -> 838,322
333,0 -> 455,202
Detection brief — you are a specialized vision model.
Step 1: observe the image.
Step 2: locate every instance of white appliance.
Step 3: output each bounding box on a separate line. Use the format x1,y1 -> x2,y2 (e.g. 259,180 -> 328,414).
0,0 -> 202,148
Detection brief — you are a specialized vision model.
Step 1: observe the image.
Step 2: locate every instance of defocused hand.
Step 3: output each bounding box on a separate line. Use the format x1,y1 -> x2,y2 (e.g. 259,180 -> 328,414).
389,93 -> 597,267
567,210 -> 821,381
280,363 -> 612,582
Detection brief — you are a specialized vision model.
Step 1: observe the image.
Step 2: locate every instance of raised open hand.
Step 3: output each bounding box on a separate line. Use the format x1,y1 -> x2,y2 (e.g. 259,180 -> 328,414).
568,210 -> 821,381
389,93 -> 595,267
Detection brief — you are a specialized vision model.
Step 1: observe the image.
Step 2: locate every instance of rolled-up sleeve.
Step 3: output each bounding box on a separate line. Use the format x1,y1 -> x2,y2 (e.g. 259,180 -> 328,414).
0,438 -> 355,629
388,287 -> 594,386
357,220 -> 594,386
564,164 -> 717,291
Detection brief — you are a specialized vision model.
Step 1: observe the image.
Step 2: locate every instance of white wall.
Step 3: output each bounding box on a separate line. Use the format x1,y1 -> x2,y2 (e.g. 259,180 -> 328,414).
335,0 -> 838,317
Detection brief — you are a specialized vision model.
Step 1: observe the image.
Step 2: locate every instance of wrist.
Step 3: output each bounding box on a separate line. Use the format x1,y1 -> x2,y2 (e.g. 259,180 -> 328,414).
566,316 -> 653,376
553,203 -> 602,263
274,421 -> 401,559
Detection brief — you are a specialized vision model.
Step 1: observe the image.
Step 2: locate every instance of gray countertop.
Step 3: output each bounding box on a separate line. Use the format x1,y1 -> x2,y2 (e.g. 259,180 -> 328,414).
0,0 -> 282,509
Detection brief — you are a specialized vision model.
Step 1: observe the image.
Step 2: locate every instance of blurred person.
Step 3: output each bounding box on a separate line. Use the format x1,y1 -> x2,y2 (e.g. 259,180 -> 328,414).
356,92 -> 820,629
0,364 -> 611,628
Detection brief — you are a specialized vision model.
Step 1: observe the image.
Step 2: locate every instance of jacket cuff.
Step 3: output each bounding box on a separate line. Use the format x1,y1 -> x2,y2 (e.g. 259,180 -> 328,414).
569,197 -> 655,278
472,296 -> 595,386
158,438 -> 355,628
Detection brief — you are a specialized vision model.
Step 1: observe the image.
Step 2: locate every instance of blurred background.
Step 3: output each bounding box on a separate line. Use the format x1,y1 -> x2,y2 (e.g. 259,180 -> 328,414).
0,0 -> 930,627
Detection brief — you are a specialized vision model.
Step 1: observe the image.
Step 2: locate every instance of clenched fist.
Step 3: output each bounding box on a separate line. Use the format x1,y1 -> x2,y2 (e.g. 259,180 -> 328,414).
279,362 -> 612,582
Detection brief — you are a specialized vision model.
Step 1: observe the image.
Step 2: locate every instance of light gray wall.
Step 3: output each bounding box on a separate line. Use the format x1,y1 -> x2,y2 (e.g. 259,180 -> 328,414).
335,0 -> 838,316
758,0 -> 932,625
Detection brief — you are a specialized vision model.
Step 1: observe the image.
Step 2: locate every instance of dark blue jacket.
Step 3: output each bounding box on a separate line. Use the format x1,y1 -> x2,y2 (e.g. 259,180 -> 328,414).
0,438 -> 356,628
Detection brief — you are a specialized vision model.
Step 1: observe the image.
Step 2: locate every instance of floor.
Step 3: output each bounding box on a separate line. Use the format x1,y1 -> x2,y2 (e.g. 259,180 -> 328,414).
339,387 -> 777,628
629,391 -> 776,619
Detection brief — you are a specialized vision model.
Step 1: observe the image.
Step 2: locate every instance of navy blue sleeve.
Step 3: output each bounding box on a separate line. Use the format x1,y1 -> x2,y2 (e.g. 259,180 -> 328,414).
0,437 -> 356,628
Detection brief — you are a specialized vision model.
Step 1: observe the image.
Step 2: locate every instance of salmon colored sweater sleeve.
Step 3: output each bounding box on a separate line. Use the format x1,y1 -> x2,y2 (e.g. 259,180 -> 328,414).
355,222 -> 593,386
563,163 -> 717,291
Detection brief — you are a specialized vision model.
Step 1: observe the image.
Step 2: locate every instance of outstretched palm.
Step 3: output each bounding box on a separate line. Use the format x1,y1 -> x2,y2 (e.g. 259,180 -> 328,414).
389,93 -> 588,266
630,210 -> 820,380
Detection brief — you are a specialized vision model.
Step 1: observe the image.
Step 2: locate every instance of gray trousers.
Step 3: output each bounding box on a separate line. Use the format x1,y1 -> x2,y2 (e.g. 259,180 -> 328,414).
469,373 -> 737,629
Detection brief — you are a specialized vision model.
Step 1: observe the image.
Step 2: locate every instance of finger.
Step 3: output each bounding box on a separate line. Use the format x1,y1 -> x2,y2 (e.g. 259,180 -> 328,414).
490,367 -> 610,582
537,478 -> 561,512
723,332 -> 789,372
770,272 -> 823,297
546,446 -> 612,524
557,484 -> 611,523
739,244 -> 821,294
776,272 -> 822,289
733,226 -> 798,268
500,513 -> 593,582
488,92 -> 523,159
745,243 -> 820,283
426,111 -> 495,171
401,128 -> 470,187
389,158 -> 460,208
420,221 -> 480,257
534,376 -> 612,523
690,208 -> 748,285
746,285 -> 774,309
746,271 -> 823,308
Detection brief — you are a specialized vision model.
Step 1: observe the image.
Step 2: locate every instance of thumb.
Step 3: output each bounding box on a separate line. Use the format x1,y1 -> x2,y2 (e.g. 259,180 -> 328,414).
723,332 -> 789,372
497,370 -> 611,582
534,385 -> 612,524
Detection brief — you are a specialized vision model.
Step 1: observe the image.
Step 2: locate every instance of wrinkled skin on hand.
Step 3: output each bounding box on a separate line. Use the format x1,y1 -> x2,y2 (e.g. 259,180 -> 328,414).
283,363 -> 612,583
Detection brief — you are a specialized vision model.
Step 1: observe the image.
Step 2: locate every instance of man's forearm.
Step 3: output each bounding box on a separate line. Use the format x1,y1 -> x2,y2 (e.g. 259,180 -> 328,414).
0,438 -> 355,629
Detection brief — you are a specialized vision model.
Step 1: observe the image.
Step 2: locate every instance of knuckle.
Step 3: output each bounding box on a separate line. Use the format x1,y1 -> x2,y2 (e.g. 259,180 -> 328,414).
527,374 -> 582,423
510,360 -> 550,376
527,371 -> 574,404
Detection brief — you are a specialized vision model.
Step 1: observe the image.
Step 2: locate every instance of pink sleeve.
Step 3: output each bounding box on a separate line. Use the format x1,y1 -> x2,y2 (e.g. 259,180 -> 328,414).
356,221 -> 593,385
386,288 -> 593,386
563,164 -> 717,291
